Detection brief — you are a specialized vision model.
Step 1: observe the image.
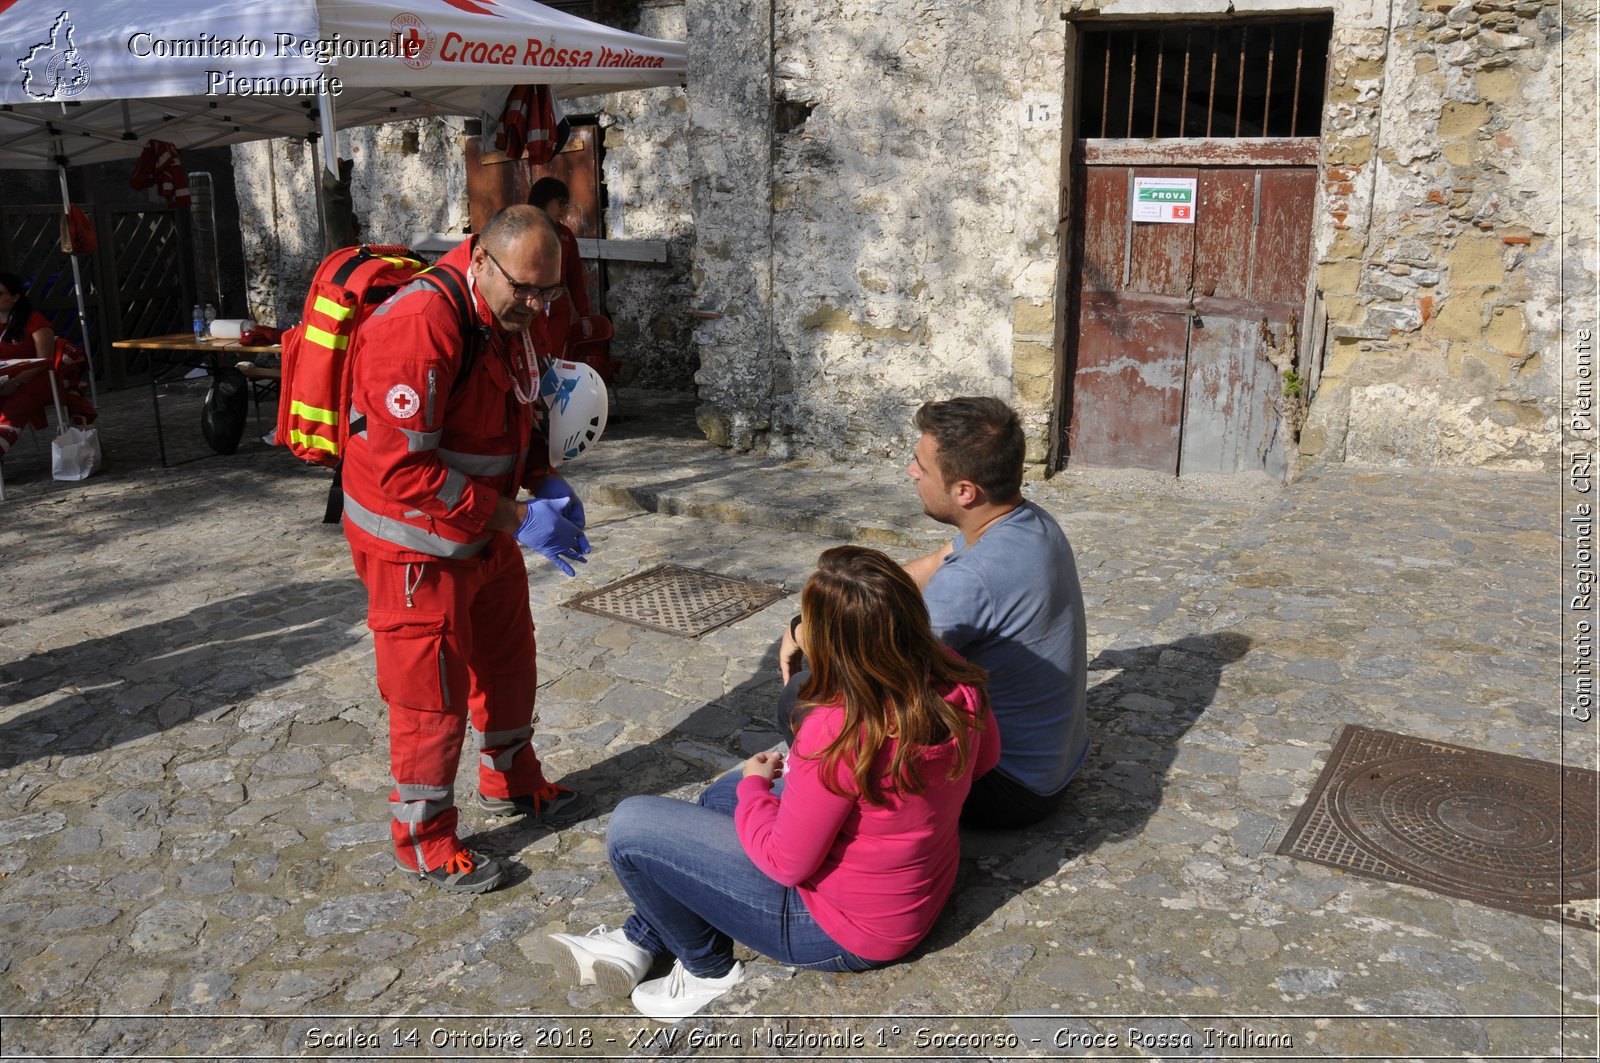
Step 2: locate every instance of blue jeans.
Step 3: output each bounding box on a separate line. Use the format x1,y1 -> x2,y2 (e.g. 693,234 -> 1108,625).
606,777 -> 880,979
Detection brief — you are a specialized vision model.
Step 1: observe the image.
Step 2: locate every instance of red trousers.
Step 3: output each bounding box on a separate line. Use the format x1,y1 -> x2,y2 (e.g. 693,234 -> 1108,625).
0,372 -> 94,456
351,535 -> 549,871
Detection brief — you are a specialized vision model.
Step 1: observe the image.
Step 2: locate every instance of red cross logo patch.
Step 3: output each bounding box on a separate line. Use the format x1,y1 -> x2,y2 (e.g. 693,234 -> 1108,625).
386,384 -> 421,419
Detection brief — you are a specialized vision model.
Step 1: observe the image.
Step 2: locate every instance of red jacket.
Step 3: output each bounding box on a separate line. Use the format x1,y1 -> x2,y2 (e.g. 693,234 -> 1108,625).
555,222 -> 591,319
734,680 -> 1000,961
340,239 -> 553,562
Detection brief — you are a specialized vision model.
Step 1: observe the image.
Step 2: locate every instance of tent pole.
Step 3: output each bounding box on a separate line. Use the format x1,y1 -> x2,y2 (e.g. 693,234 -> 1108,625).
317,92 -> 339,178
55,159 -> 98,404
315,92 -> 359,253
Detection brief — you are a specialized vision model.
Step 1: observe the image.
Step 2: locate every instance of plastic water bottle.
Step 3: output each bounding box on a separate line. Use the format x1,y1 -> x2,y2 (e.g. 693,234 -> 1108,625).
204,304 -> 217,336
192,304 -> 205,341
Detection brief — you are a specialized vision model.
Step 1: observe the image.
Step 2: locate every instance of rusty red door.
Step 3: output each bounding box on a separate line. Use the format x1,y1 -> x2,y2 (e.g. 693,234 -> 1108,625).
466,122 -> 604,311
1064,142 -> 1317,477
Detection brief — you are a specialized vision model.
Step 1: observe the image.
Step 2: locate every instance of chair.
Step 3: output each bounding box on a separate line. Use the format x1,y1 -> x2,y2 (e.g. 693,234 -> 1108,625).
236,360 -> 283,438
567,314 -> 620,385
0,358 -> 71,500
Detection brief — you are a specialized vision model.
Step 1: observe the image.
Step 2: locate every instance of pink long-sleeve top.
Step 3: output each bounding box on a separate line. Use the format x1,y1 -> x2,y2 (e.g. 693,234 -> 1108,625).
734,680 -> 1000,961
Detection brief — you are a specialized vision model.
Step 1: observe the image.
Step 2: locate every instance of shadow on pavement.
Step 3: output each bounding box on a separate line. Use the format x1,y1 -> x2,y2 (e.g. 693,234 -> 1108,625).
916,630 -> 1253,955
0,581 -> 367,770
466,640 -> 790,862
469,628 -> 1253,965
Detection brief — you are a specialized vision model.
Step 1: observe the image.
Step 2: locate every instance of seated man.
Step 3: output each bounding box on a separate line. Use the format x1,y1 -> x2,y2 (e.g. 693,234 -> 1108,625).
780,397 -> 1089,829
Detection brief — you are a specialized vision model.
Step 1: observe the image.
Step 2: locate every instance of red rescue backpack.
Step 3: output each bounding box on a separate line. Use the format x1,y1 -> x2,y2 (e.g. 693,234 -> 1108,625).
276,244 -> 474,467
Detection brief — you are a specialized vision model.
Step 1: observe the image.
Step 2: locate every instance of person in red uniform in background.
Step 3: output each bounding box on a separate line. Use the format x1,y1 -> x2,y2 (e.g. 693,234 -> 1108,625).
0,271 -> 92,464
0,271 -> 57,462
341,207 -> 594,894
526,177 -> 592,360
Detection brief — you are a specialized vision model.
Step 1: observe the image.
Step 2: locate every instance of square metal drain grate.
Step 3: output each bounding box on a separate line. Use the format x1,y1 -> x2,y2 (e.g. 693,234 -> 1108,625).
1277,725 -> 1598,930
563,564 -> 789,639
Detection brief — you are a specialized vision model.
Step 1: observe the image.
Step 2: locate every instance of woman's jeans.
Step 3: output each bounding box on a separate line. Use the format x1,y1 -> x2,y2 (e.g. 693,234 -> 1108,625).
606,773 -> 881,979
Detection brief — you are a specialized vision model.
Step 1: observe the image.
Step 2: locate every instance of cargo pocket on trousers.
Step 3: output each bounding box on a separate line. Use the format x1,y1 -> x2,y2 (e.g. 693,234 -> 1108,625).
368,609 -> 451,711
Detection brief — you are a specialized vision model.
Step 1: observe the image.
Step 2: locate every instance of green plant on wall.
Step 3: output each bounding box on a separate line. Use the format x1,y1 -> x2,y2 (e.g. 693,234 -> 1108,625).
1259,315 -> 1307,444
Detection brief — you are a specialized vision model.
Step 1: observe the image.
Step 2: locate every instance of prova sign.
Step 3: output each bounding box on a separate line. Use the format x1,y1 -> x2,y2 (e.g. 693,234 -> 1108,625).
1132,177 -> 1197,224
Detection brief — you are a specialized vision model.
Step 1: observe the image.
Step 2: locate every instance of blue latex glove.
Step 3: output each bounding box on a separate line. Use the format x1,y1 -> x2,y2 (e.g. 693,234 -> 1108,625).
515,498 -> 590,577
531,474 -> 586,529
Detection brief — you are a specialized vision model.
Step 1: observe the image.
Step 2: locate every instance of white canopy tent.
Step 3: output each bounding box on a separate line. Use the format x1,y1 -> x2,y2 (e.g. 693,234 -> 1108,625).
0,0 -> 687,383
0,0 -> 686,166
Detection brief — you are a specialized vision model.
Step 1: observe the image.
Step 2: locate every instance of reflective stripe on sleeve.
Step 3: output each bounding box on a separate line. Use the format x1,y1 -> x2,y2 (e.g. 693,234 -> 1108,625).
397,427 -> 442,453
437,449 -> 516,476
436,467 -> 468,508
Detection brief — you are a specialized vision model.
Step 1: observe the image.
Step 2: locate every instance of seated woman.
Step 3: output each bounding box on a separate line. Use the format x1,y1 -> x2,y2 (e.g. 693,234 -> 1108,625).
551,545 -> 1000,1021
0,271 -> 57,462
0,272 -> 96,467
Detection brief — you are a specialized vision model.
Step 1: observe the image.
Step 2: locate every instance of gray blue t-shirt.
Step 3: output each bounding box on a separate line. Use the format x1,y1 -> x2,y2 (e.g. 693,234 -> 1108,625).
922,500 -> 1089,796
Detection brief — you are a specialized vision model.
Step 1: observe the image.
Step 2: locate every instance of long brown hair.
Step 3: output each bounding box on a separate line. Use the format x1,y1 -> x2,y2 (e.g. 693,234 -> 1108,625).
796,545 -> 990,805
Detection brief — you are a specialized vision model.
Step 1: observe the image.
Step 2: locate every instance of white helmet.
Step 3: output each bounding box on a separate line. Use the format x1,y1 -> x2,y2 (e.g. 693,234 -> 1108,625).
540,359 -> 608,466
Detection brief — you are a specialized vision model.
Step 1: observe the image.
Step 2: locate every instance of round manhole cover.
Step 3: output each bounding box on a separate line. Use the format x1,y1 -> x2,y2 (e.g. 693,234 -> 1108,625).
1327,750 -> 1598,907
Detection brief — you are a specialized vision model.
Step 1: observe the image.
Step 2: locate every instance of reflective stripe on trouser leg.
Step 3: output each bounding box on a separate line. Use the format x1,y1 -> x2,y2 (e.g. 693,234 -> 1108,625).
475,724 -> 532,774
467,541 -> 544,800
385,704 -> 465,871
350,541 -> 479,872
390,783 -> 455,872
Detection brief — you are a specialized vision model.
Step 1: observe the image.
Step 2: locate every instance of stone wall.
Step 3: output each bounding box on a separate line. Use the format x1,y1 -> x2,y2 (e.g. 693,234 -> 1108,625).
233,119 -> 470,330
568,2 -> 696,390
686,0 -> 1590,472
680,0 -> 775,449
223,0 -> 1593,473
1299,0 -> 1593,469
690,0 -> 1066,463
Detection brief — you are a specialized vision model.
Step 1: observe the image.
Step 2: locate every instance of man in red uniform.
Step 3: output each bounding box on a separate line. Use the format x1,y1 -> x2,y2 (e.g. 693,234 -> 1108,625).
341,206 -> 593,893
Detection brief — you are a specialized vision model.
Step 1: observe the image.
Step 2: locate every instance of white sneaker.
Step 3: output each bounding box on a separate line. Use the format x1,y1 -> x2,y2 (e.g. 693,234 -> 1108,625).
549,926 -> 654,997
630,959 -> 745,1021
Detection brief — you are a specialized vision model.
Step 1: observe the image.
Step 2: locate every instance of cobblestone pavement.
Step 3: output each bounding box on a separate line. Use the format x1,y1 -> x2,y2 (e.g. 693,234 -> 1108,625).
0,384 -> 1595,1061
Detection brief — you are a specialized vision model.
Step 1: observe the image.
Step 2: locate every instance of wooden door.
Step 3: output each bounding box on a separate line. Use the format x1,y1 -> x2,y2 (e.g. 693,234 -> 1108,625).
1061,18 -> 1329,477
1064,142 -> 1317,477
465,122 -> 604,311
1068,164 -> 1194,473
1182,164 -> 1318,475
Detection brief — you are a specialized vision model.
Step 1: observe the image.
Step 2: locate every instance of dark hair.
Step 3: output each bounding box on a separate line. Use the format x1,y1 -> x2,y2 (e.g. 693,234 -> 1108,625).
0,271 -> 36,345
797,545 -> 990,805
528,177 -> 570,210
912,396 -> 1025,503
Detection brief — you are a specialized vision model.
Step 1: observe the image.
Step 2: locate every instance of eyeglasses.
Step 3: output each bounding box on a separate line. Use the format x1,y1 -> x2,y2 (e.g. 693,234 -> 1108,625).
482,245 -> 566,305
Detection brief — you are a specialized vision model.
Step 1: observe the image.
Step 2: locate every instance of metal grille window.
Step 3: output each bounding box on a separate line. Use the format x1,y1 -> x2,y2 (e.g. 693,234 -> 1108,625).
1077,19 -> 1332,140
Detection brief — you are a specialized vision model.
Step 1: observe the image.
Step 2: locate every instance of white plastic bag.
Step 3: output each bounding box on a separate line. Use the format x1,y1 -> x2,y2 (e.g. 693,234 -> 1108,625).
51,425 -> 101,481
